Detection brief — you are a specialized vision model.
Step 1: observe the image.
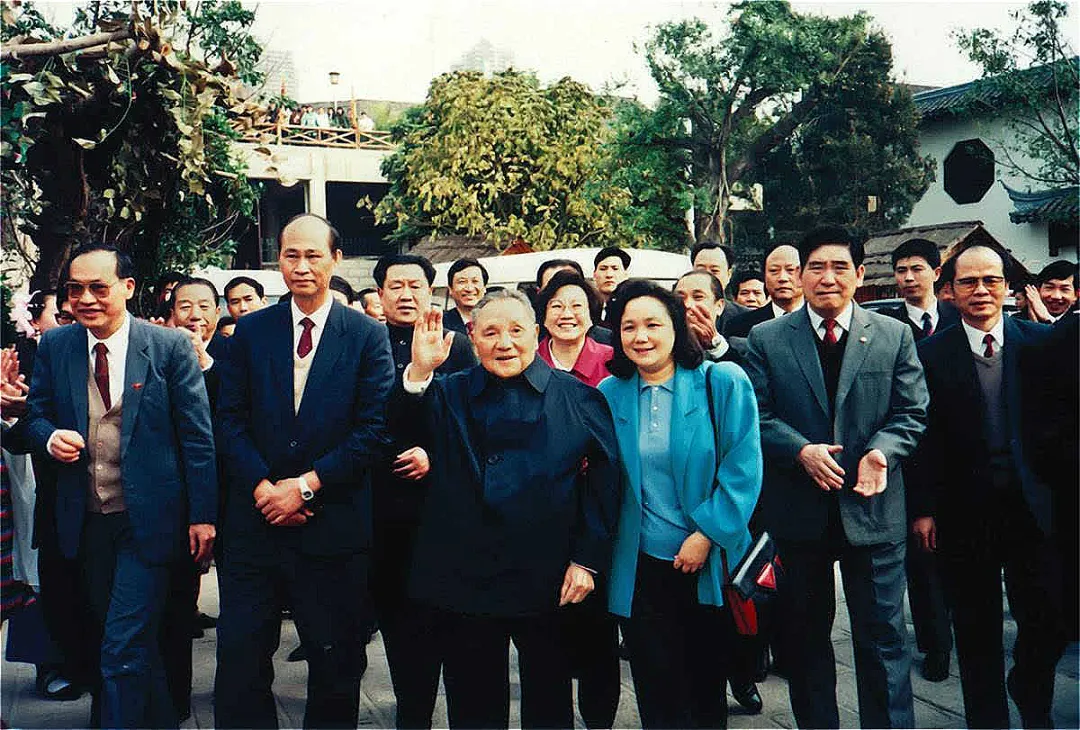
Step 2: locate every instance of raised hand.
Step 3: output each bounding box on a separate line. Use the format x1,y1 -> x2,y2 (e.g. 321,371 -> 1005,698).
408,308 -> 454,383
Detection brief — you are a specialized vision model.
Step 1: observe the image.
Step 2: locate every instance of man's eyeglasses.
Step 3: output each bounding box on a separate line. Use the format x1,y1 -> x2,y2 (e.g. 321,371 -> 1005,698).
953,276 -> 1005,292
65,280 -> 120,299
54,311 -> 75,325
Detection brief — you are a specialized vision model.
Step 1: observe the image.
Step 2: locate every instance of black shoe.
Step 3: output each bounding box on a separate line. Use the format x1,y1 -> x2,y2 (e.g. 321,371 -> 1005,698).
36,667 -> 84,701
194,612 -> 217,629
921,651 -> 949,682
618,637 -> 630,661
286,645 -> 307,662
730,681 -> 763,714
191,626 -> 205,639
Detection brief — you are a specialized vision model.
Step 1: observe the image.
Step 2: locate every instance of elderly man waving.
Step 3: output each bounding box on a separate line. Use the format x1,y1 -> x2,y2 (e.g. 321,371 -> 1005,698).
397,289 -> 621,730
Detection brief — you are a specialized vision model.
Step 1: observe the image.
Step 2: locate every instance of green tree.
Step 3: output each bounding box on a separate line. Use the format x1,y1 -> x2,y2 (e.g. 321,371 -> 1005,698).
954,0 -> 1078,187
374,70 -> 632,250
1,0 -> 264,308
627,0 -> 933,244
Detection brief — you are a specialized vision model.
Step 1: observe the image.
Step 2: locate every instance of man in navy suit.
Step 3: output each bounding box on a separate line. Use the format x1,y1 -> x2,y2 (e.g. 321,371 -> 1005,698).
723,243 -> 804,341
907,242 -> 1067,729
16,243 -> 217,729
214,214 -> 394,729
879,237 -> 959,683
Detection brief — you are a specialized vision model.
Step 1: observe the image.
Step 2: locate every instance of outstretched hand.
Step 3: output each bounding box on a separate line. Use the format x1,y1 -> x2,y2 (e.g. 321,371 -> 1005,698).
408,308 -> 454,382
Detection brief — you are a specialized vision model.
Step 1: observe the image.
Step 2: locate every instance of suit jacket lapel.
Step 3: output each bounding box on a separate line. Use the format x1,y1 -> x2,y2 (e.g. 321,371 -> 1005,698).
66,326 -> 90,439
670,366 -> 702,499
1002,315 -> 1023,431
120,319 -> 150,456
270,303 -> 296,424
296,302 -> 346,423
790,309 -> 829,416
609,377 -> 642,503
835,306 -> 872,410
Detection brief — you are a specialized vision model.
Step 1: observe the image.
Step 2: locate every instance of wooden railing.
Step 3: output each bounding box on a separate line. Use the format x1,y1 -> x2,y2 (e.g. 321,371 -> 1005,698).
239,121 -> 396,151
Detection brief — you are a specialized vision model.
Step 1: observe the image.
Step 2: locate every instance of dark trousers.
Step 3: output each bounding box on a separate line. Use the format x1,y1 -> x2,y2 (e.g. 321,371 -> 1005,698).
440,608 -> 572,730
938,493 -> 1067,729
372,519 -> 442,729
621,553 -> 730,730
81,512 -> 174,730
37,530 -> 96,689
561,586 -> 621,729
160,558 -> 197,719
214,550 -> 370,729
777,525 -> 913,729
905,533 -> 952,657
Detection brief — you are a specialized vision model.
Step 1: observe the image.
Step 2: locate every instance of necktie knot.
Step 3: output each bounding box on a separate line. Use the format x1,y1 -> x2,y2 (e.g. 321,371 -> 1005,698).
94,342 -> 108,356
982,333 -> 995,358
823,318 -> 839,346
921,312 -> 933,337
297,317 -> 315,358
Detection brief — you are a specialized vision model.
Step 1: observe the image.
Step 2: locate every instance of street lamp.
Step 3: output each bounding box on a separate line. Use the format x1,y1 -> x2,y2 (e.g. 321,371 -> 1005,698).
328,71 -> 341,117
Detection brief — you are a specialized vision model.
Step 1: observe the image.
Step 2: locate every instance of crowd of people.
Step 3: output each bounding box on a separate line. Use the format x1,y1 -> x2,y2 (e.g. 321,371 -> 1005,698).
0,212 -> 1076,730
266,103 -> 377,132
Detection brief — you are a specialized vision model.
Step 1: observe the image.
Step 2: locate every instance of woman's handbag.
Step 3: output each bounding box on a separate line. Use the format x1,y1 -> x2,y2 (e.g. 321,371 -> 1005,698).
704,365 -> 783,636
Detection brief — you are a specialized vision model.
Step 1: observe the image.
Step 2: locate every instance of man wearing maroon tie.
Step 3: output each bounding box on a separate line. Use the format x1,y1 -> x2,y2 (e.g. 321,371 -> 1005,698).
907,242 -> 1066,729
214,214 -> 394,729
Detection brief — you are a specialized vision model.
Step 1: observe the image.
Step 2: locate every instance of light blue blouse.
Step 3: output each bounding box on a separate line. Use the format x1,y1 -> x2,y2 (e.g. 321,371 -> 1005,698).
637,376 -> 691,559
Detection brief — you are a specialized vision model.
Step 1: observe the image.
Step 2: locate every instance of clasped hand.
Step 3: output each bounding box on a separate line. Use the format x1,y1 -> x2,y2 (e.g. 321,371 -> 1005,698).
798,444 -> 887,496
254,478 -> 314,526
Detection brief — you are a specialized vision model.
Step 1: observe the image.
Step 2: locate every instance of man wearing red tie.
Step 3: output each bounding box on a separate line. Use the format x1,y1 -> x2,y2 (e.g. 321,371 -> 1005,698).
214,214 -> 394,729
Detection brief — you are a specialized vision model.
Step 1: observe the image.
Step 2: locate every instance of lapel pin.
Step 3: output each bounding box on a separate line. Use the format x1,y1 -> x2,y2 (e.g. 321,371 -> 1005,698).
859,337 -> 868,343
132,383 -> 143,390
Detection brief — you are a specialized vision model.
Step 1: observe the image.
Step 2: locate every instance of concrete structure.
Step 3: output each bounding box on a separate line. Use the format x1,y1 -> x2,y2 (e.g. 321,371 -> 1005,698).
908,76 -> 1078,274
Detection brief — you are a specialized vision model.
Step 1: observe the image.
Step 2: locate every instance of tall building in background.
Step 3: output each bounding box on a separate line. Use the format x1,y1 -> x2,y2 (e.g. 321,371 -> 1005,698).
450,38 -> 515,76
258,45 -> 298,97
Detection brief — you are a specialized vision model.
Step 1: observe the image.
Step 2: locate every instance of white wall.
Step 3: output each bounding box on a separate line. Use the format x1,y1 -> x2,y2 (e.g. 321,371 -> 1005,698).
906,115 -> 1076,273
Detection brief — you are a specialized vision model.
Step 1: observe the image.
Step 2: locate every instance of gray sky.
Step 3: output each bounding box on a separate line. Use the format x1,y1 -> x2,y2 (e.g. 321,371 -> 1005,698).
41,1 -> 1079,104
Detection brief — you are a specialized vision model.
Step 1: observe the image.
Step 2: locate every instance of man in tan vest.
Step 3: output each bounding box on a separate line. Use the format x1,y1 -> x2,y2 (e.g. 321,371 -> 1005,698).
15,243 -> 217,729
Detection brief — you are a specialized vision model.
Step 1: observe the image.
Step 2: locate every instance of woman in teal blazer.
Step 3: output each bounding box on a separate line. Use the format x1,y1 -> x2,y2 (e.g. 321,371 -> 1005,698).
597,279 -> 762,729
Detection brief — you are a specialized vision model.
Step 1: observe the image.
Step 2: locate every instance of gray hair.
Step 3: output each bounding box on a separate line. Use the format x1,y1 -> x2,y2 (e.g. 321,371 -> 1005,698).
469,288 -> 536,326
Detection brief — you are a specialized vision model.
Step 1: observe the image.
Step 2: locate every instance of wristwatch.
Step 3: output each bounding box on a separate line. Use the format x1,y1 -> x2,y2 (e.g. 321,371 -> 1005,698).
297,475 -> 315,502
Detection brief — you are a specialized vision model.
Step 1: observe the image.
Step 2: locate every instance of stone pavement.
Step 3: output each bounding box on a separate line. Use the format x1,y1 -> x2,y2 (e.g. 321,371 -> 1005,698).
3,565 -> 1077,729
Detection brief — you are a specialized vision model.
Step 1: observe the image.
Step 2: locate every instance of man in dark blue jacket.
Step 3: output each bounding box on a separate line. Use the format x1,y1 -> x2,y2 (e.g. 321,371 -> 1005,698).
213,214 -> 394,729
398,290 -> 620,730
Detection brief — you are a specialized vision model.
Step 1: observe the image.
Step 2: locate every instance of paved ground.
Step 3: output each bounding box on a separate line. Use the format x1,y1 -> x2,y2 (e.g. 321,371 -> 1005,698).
3,565 -> 1077,729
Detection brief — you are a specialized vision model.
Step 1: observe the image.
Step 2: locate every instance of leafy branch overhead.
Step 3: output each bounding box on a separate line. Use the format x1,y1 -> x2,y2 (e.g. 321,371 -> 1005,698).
1,0 -> 266,302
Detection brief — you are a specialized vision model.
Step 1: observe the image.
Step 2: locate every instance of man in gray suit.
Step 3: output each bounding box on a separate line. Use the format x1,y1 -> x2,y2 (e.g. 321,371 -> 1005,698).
15,243 -> 217,729
745,226 -> 928,729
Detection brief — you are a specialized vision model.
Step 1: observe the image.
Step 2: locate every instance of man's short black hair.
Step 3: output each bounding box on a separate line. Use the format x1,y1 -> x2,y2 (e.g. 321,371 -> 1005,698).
593,246 -> 631,270
279,213 -> 342,254
1036,260 -> 1078,288
448,257 -> 490,285
936,257 -> 955,293
690,240 -> 727,267
798,225 -> 865,268
533,269 -> 603,333
536,258 -> 584,289
67,243 -> 136,280
330,275 -> 356,303
155,270 -> 185,296
675,269 -> 725,302
373,254 -> 436,287
891,238 -> 941,269
224,275 -> 265,300
606,279 -> 704,378
356,287 -> 379,302
729,270 -> 765,298
216,315 -> 236,331
172,277 -> 221,307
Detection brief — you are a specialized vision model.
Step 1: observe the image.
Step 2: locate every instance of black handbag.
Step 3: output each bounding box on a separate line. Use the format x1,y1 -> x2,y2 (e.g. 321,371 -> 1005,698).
705,365 -> 783,636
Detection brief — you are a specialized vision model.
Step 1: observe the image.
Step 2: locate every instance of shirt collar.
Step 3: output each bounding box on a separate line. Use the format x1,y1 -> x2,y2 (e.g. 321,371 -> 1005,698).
904,297 -> 938,326
637,372 -> 674,394
962,317 -> 1006,355
807,302 -> 854,338
468,355 -> 552,397
290,295 -> 333,332
87,312 -> 131,355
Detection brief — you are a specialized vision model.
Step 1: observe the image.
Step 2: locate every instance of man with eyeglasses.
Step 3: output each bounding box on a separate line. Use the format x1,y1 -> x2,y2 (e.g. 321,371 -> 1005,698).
10,243 -> 217,729
906,242 -> 1066,729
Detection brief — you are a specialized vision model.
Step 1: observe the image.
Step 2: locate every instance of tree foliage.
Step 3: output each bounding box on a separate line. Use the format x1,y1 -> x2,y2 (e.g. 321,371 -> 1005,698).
624,0 -> 933,245
954,0 -> 1078,187
1,0 -> 265,306
374,70 -> 633,251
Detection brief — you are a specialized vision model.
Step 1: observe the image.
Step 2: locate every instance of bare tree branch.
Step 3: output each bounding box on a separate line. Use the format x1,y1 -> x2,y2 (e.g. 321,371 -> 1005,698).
0,29 -> 133,61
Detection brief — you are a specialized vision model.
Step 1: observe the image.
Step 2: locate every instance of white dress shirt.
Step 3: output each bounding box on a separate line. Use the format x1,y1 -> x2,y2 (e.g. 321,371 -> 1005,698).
291,296 -> 334,413
87,313 -> 132,408
807,302 -> 854,342
904,298 -> 939,333
961,317 -> 1005,358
